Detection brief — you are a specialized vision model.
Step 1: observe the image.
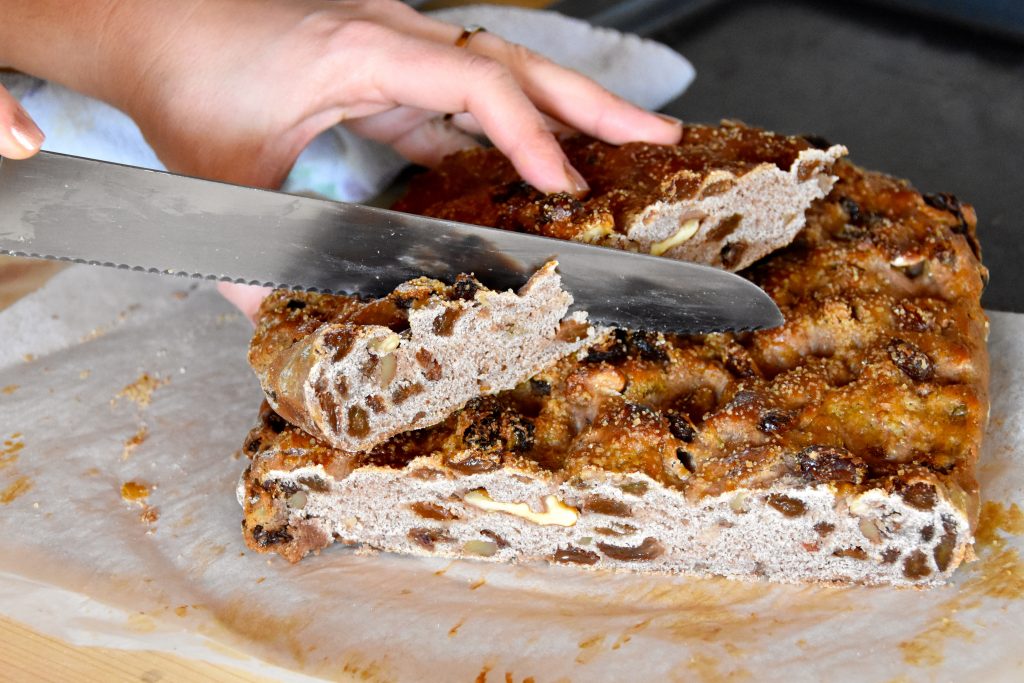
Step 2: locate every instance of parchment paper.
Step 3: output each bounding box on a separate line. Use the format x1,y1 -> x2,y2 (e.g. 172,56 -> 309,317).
1,266 -> 1021,682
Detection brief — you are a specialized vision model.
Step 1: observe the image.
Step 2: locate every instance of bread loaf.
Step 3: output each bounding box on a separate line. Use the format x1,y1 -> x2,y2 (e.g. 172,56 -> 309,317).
238,124 -> 988,586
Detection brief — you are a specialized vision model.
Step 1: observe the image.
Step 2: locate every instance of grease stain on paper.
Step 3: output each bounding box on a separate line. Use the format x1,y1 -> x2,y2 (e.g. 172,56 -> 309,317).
966,502 -> 1024,601
122,425 -> 149,460
898,615 -> 974,667
199,600 -> 315,671
611,618 -> 651,650
0,476 -> 32,504
127,612 -> 157,633
684,651 -> 752,683
975,501 -> 1024,549
336,651 -> 395,683
1,433 -> 24,468
576,634 -> 605,664
898,500 -> 1024,667
559,577 -> 840,677
1,433 -> 29,503
654,579 -> 853,645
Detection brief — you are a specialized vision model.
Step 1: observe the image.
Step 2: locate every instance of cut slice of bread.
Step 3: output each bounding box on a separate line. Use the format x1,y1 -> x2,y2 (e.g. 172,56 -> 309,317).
394,122 -> 847,272
249,262 -> 595,452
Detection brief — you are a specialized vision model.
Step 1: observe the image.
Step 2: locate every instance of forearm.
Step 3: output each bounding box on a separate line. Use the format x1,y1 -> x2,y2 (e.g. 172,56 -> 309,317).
0,0 -> 680,192
0,1 -> 123,98
0,0 -> 236,109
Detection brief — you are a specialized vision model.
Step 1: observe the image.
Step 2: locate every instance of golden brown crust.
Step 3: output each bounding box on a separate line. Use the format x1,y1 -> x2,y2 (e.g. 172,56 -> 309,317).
240,125 -> 988,582
394,123 -> 846,270
394,123 -> 815,234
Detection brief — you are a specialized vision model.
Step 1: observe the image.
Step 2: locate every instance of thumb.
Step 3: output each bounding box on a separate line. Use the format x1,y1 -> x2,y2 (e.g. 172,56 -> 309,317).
0,83 -> 45,159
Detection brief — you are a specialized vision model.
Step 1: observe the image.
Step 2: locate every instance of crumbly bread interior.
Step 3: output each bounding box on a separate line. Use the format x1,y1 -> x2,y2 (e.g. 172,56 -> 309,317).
249,262 -> 594,452
239,125 -> 988,586
240,406 -> 972,586
394,123 -> 846,271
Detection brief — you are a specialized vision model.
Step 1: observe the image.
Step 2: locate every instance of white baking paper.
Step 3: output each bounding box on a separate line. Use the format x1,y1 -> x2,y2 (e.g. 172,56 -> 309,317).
1,267 -> 1021,682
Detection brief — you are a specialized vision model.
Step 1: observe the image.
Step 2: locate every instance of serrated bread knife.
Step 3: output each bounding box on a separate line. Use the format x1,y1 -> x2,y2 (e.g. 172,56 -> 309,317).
0,152 -> 783,333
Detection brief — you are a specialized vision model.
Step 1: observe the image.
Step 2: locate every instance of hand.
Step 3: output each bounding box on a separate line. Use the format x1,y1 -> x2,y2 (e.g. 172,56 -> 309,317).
1,0 -> 684,321
0,83 -> 44,158
107,0 -> 683,320
105,0 -> 681,193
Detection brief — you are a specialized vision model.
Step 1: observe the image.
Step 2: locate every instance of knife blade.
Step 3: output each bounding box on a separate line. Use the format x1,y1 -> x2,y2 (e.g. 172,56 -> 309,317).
0,151 -> 783,333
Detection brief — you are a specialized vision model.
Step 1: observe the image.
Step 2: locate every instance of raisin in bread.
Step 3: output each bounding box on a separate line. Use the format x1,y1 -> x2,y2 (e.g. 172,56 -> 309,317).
394,122 -> 846,271
249,262 -> 594,452
238,127 -> 987,586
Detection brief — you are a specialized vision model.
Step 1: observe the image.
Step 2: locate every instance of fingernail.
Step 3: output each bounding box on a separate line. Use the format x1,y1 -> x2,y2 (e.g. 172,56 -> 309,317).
563,161 -> 589,196
656,113 -> 683,126
11,108 -> 44,152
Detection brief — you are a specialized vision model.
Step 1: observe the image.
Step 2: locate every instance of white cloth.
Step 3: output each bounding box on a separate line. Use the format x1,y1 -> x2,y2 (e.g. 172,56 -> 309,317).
0,5 -> 694,203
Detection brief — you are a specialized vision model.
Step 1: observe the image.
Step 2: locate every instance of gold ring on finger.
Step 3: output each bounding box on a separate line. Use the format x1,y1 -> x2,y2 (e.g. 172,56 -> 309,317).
454,25 -> 487,49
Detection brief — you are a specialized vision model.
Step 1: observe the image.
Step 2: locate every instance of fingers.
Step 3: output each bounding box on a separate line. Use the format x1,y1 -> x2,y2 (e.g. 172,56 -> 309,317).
389,120 -> 480,168
447,110 -> 576,138
0,84 -> 45,159
359,5 -> 682,145
346,108 -> 481,167
470,34 -> 682,146
358,34 -> 587,194
217,282 -> 271,324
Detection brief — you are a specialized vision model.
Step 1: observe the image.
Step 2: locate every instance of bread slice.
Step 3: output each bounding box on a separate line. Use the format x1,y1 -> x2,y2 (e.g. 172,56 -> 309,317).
394,122 -> 846,271
239,141 -> 988,586
249,262 -> 595,452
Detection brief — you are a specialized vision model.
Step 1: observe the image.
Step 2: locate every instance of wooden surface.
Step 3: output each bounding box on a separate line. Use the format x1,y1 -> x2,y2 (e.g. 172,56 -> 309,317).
1,1 -> 557,678
0,615 -> 276,683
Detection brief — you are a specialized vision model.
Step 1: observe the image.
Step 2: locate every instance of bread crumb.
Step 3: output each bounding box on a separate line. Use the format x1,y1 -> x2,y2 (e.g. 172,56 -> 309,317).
120,481 -> 150,502
122,425 -> 149,460
113,373 -> 169,408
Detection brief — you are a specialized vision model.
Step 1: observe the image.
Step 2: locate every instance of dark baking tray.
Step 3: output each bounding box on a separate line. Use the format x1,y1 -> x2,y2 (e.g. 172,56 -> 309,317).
554,0 -> 1024,312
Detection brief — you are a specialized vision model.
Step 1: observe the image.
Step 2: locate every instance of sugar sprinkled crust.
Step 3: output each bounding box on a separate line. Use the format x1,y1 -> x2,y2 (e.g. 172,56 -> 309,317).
394,122 -> 847,272
238,125 -> 988,586
249,262 -> 595,452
